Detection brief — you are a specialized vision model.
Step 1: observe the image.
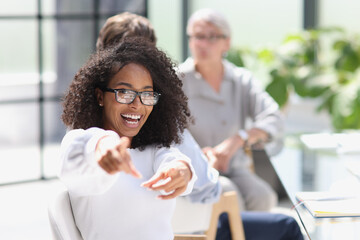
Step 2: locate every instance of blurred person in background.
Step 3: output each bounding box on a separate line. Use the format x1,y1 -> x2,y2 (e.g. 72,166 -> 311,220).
179,8 -> 285,212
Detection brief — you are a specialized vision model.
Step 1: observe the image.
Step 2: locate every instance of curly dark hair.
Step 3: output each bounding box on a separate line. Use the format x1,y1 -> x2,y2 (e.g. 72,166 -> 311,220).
62,37 -> 191,149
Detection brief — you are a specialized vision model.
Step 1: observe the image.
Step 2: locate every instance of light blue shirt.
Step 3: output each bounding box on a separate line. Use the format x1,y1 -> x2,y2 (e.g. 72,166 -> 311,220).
175,129 -> 222,204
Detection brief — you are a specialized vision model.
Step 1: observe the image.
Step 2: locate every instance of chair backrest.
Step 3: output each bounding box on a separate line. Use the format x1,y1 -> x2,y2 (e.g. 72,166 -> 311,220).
48,190 -> 83,240
206,191 -> 245,240
49,190 -> 244,240
172,198 -> 213,233
48,190 -> 206,240
172,191 -> 246,240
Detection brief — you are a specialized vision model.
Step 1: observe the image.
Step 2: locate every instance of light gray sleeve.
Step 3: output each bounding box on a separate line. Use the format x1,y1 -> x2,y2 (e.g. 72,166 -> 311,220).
239,69 -> 285,156
175,129 -> 222,204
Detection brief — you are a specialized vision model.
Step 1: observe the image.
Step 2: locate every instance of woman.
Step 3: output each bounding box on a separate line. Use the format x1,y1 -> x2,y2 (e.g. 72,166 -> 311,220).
91,12 -> 303,240
59,38 -> 197,240
179,8 -> 284,211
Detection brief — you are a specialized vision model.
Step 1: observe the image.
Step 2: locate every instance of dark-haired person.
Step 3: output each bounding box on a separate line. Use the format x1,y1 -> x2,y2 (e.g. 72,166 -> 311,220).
96,12 -> 222,205
91,12 -> 304,240
59,38 -> 197,240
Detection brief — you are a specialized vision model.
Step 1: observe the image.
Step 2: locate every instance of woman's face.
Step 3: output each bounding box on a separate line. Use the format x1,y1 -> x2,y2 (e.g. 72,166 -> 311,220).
96,63 -> 154,140
188,20 -> 230,64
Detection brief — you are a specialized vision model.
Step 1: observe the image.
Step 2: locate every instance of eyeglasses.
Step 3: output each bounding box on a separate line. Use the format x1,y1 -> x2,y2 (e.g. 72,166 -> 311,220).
188,34 -> 227,43
101,87 -> 161,106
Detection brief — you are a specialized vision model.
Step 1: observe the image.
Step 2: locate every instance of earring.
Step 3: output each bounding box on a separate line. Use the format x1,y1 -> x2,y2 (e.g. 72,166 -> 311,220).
99,103 -> 103,107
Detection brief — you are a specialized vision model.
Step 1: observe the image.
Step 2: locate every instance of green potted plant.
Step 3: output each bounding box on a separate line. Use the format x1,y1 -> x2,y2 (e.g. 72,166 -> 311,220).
227,27 -> 360,131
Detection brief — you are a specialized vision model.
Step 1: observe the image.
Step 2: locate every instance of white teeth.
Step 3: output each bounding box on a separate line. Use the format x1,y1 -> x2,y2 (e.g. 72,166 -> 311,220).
125,120 -> 138,125
121,114 -> 141,120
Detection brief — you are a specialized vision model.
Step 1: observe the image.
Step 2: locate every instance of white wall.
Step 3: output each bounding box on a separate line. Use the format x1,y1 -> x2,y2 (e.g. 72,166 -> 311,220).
148,0 -> 183,62
319,0 -> 360,33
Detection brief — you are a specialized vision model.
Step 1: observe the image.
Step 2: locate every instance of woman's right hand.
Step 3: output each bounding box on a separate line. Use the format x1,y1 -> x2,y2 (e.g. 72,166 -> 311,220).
95,135 -> 142,178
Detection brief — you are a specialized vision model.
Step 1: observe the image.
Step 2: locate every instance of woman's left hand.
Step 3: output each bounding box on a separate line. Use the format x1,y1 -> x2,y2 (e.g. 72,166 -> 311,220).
141,161 -> 192,200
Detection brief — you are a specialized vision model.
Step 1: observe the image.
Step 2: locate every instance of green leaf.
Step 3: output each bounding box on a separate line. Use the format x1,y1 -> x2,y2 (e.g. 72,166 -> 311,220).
257,49 -> 274,64
226,48 -> 245,67
335,52 -> 360,72
331,85 -> 360,129
306,86 -> 330,98
316,91 -> 335,114
265,74 -> 289,108
283,34 -> 304,43
333,40 -> 347,51
291,76 -> 308,97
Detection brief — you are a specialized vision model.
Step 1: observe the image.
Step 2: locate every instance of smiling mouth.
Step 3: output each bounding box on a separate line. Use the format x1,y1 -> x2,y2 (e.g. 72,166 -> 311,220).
121,113 -> 141,125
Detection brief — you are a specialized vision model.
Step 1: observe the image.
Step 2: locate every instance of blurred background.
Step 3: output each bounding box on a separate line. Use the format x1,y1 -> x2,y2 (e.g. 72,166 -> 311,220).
2,0 -> 360,185
1,0 -> 360,239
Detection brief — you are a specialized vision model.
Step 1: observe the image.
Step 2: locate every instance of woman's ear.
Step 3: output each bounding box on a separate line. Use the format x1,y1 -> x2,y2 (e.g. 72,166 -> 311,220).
95,88 -> 104,107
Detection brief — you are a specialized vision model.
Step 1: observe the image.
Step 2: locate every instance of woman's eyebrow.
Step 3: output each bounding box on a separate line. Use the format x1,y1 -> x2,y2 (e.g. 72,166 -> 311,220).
142,85 -> 154,90
115,82 -> 154,90
115,82 -> 132,88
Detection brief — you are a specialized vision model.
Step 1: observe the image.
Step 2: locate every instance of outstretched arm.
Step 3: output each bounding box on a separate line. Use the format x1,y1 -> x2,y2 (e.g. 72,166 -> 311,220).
59,127 -> 137,197
96,135 -> 141,178
141,160 -> 192,200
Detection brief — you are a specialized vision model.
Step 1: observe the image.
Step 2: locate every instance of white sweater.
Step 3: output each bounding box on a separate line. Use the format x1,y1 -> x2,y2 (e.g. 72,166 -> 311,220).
59,127 -> 196,240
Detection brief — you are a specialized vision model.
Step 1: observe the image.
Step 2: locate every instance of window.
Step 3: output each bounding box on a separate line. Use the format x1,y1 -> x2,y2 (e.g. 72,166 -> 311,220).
0,0 -> 146,185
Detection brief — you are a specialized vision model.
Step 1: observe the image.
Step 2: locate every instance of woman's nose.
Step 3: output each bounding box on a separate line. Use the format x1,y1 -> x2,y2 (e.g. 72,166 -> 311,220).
129,95 -> 142,108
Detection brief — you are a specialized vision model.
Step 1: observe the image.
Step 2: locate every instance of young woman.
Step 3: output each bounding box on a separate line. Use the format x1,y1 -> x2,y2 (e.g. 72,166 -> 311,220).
92,12 -> 303,240
59,38 -> 197,240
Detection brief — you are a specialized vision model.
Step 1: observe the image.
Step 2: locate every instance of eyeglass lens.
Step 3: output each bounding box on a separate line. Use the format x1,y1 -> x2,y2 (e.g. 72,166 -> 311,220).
116,89 -> 159,106
189,34 -> 226,43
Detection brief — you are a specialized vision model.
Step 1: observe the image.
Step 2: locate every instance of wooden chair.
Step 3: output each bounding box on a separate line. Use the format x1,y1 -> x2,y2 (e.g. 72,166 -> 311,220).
174,235 -> 207,240
244,145 -> 255,173
173,191 -> 245,240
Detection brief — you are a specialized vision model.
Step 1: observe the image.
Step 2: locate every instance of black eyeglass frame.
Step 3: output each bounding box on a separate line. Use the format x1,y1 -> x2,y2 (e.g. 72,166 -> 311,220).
101,87 -> 161,106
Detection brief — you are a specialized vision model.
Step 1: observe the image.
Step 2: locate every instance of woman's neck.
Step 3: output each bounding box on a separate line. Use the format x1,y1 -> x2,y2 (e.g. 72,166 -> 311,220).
195,59 -> 224,93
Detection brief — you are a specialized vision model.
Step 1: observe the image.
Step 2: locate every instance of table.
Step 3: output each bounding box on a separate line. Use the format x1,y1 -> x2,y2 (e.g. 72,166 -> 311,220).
271,133 -> 360,240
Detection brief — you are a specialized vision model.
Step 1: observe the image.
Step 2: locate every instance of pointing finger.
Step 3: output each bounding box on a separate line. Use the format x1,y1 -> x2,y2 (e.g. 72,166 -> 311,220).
141,171 -> 167,188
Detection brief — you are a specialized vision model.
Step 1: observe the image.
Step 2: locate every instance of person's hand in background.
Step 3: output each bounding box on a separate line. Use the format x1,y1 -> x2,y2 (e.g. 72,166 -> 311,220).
203,133 -> 246,172
247,128 -> 269,146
